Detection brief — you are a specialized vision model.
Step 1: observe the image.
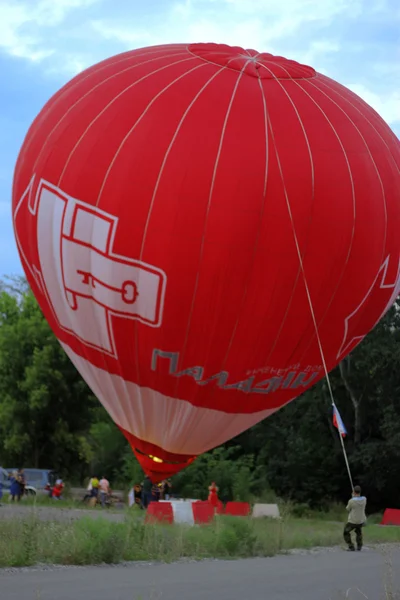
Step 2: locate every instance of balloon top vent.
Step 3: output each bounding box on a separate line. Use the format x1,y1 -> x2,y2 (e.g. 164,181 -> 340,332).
188,43 -> 316,80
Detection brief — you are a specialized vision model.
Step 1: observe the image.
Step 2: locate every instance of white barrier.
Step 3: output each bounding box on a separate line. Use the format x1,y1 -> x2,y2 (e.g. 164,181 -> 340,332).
252,503 -> 280,519
159,499 -> 201,525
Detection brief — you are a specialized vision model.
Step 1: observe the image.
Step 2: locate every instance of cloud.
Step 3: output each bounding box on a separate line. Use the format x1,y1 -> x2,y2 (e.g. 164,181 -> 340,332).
191,0 -> 364,35
90,20 -> 155,48
90,0 -> 361,51
0,0 -> 101,65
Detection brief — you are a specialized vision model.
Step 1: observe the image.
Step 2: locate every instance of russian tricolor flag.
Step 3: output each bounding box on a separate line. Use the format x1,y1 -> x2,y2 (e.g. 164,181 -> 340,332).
333,405 -> 347,438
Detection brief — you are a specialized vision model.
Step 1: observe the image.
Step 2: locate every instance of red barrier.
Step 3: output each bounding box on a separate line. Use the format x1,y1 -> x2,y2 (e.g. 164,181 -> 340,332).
381,509 -> 400,526
193,501 -> 215,524
145,501 -> 174,524
224,501 -> 251,517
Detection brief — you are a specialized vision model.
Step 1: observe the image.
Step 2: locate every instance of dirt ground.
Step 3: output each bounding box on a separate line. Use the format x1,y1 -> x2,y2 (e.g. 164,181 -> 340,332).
0,503 -> 126,522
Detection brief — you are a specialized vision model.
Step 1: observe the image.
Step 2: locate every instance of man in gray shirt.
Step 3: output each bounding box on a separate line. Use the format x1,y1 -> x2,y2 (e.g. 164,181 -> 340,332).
343,485 -> 367,551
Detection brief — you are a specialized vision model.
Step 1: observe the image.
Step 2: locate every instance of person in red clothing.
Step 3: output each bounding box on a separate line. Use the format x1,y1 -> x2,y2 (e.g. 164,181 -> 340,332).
208,481 -> 219,508
52,479 -> 64,500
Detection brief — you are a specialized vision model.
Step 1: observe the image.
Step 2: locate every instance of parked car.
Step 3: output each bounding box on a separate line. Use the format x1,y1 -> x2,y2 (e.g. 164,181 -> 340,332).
0,467 -> 37,497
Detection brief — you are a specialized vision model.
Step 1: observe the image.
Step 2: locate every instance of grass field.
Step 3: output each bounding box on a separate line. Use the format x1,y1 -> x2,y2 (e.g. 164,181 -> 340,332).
0,508 -> 399,568
2,493 -> 124,512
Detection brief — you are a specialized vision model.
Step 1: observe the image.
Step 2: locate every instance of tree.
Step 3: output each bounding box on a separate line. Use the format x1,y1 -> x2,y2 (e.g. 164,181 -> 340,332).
0,286 -> 97,477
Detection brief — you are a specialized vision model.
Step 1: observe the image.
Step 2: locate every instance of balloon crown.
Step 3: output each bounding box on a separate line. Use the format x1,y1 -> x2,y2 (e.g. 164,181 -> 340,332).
188,42 -> 316,79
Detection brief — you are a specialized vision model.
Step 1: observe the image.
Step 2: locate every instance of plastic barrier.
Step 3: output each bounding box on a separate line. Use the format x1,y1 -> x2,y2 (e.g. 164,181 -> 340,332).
192,501 -> 215,524
145,499 -> 259,525
145,501 -> 174,524
172,501 -> 196,524
381,509 -> 400,526
224,501 -> 251,517
252,503 -> 280,519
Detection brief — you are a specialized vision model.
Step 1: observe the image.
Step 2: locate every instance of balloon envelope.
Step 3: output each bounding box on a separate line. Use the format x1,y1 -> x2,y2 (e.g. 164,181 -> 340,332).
12,43 -> 400,481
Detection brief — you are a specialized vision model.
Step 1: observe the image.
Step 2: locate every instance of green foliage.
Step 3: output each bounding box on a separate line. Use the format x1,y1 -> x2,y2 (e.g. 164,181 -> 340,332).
1,512 -> 400,568
120,452 -> 145,486
0,274 -> 399,511
172,447 -> 260,501
87,418 -> 130,482
0,286 -> 98,478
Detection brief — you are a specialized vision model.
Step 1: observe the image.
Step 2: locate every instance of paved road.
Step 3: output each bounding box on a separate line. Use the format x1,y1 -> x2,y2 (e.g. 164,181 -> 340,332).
1,548 -> 399,600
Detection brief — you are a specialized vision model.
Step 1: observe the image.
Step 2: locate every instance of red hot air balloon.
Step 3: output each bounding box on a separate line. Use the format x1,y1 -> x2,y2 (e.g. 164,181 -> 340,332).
12,43 -> 400,482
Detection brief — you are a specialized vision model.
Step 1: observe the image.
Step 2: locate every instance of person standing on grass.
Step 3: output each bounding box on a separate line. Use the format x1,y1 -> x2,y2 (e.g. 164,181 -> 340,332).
15,469 -> 25,500
10,471 -> 21,502
208,481 -> 219,510
151,482 -> 161,502
344,485 -> 367,551
161,479 -> 172,500
52,479 -> 64,500
141,476 -> 152,509
99,475 -> 110,508
133,482 -> 143,508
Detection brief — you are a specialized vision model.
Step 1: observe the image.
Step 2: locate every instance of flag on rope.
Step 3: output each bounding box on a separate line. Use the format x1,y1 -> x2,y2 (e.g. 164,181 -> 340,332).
333,404 -> 347,438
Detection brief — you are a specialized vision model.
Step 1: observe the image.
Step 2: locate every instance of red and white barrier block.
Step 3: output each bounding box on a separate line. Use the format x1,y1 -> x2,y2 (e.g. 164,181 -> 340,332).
144,500 -> 251,525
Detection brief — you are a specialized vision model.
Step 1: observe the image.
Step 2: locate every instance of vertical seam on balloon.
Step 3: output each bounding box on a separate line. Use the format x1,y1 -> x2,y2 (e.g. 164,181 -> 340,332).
132,62 -> 239,449
194,75 -> 271,414
255,64 -> 317,367
88,62 -> 210,441
312,78 -> 400,175
172,62 -> 252,405
93,62 -> 206,208
325,81 -> 400,149
305,77 -> 388,223
133,55 -> 254,449
57,56 -> 198,187
134,53 -> 250,258
260,77 -> 270,197
253,64 -> 352,418
137,63 -> 234,263
55,58 -> 202,444
258,63 -> 358,368
293,76 -> 388,364
17,48 -> 187,181
286,83 -> 355,364
262,105 -> 342,409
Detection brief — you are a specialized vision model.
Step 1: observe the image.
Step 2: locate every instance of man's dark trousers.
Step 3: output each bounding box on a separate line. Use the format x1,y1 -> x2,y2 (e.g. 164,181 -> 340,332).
344,522 -> 363,550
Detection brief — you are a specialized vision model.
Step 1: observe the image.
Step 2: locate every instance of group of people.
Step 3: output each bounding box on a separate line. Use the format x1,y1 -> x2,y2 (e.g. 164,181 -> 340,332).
139,477 -> 172,508
128,477 -> 172,509
86,475 -> 111,507
133,478 -> 219,510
